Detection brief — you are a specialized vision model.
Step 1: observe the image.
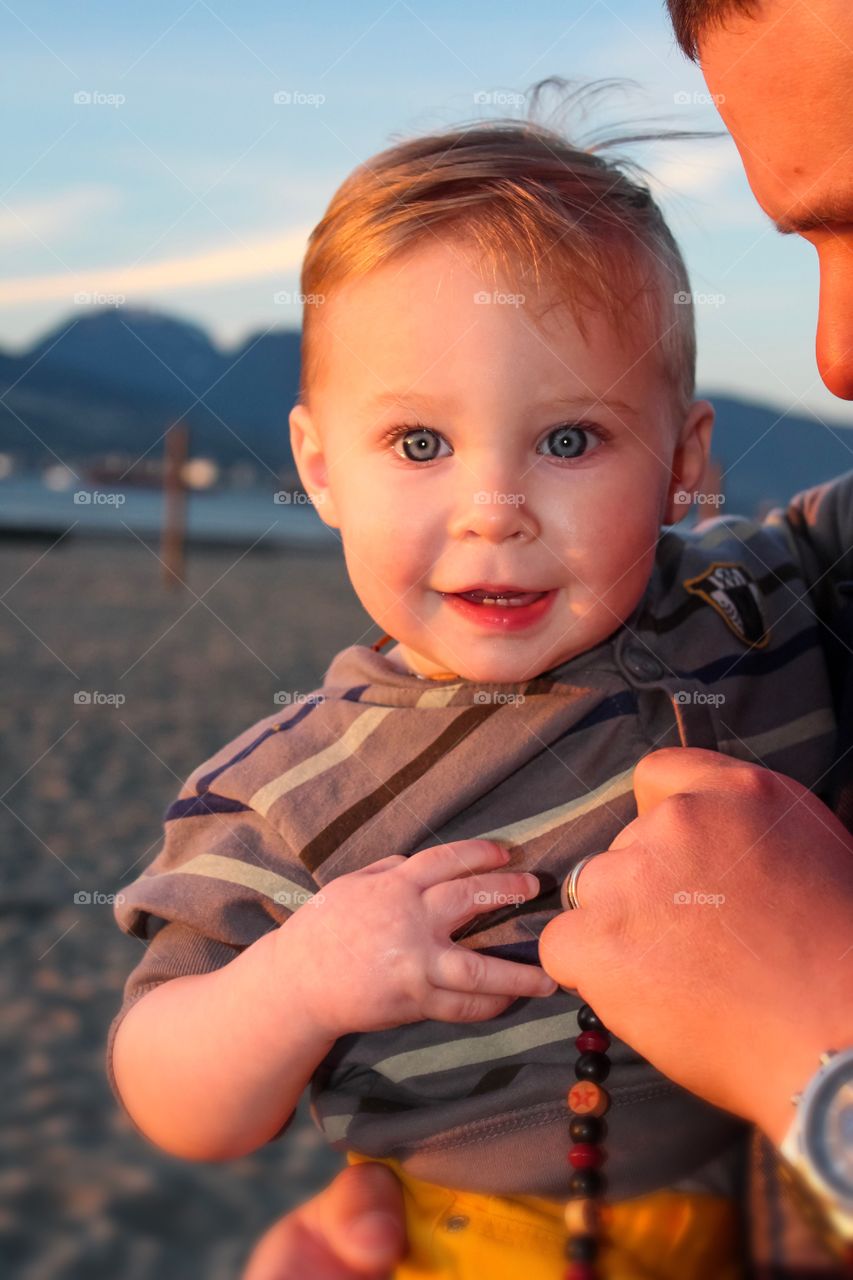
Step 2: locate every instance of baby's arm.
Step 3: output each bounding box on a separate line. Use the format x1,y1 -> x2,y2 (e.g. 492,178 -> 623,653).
111,839 -> 555,1162
110,920 -> 337,1162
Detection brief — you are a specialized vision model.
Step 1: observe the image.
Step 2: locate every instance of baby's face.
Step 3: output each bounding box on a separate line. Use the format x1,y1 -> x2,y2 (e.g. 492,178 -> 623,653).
290,239 -> 711,683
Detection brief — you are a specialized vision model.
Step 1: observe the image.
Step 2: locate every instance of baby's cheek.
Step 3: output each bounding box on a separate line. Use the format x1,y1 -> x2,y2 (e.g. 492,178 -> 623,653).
340,519 -> 403,596
567,538 -> 656,643
594,514 -> 658,591
365,529 -> 435,602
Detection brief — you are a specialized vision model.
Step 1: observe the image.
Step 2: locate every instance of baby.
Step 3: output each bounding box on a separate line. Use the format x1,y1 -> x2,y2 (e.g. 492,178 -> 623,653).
106,117 -> 848,1279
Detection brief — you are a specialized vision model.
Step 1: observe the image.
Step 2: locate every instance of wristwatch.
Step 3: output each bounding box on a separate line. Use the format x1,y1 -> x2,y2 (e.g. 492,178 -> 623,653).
778,1045 -> 853,1267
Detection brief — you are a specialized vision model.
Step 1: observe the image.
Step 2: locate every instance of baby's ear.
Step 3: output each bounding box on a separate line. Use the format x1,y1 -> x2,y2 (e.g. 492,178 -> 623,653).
288,403 -> 341,529
664,399 -> 715,526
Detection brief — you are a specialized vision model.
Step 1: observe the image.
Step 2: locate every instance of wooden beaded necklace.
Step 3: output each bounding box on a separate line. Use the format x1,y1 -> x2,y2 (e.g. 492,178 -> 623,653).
563,1002 -> 611,1278
371,634 -> 613,1275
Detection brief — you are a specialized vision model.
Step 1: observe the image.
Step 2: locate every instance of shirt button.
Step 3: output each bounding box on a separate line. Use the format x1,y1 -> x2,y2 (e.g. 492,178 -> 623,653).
621,645 -> 664,682
444,1214 -> 469,1231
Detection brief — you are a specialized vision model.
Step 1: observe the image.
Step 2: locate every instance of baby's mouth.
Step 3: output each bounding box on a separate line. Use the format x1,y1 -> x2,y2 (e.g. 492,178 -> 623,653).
436,586 -> 558,630
452,589 -> 548,607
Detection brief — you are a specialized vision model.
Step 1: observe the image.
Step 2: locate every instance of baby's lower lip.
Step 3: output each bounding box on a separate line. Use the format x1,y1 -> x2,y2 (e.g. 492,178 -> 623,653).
440,588 -> 558,631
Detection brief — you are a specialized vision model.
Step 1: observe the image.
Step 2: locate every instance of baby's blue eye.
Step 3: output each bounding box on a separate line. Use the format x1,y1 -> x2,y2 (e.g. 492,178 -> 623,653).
540,424 -> 600,459
388,426 -> 447,462
383,421 -> 604,464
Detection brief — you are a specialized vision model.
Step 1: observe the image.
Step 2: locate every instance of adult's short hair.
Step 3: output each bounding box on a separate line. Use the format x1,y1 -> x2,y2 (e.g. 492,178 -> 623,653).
665,0 -> 764,60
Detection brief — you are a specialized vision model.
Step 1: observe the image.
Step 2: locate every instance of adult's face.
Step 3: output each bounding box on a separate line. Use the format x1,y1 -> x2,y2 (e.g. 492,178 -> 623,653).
700,0 -> 853,399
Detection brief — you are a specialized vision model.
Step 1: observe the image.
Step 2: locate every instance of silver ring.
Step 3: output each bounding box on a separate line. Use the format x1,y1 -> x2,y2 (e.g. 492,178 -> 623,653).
561,852 -> 599,911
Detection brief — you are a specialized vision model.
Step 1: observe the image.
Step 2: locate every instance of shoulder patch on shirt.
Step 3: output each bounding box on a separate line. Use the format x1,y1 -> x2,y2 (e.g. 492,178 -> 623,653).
682,561 -> 770,648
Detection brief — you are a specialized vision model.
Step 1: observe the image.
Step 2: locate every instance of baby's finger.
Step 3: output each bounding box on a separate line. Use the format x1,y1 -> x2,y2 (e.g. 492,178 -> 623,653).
430,944 -> 558,999
400,839 -> 510,889
358,854 -> 408,875
420,986 -> 519,1024
426,870 -> 541,929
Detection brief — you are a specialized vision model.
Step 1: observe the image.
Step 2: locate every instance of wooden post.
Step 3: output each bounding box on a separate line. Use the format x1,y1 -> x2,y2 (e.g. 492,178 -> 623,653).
161,422 -> 189,588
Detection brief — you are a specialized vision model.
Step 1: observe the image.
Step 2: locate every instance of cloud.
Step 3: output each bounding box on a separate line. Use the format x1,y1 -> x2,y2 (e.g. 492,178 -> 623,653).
0,225 -> 312,305
643,143 -> 742,199
637,143 -> 769,232
0,185 -> 123,247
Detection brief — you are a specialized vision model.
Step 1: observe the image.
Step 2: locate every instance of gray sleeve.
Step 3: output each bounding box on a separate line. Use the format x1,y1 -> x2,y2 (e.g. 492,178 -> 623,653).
105,918 -> 295,1144
763,469 -> 853,621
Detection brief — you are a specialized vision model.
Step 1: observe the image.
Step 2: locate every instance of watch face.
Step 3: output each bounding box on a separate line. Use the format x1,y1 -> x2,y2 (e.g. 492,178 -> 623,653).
806,1058 -> 853,1200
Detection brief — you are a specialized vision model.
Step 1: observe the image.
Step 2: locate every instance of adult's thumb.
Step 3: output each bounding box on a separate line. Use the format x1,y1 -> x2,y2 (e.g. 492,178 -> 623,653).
327,1162 -> 407,1272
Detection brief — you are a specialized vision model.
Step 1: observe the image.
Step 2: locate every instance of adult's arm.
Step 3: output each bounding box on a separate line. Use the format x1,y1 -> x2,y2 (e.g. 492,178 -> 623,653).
538,746 -> 853,1149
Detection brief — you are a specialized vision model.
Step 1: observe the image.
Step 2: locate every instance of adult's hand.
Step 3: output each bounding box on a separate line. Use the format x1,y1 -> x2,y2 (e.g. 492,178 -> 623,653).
241,1160 -> 407,1280
539,747 -> 853,1148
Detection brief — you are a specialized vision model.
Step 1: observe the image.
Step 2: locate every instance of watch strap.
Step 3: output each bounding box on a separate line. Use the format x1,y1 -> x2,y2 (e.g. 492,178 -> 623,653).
777,1147 -> 853,1273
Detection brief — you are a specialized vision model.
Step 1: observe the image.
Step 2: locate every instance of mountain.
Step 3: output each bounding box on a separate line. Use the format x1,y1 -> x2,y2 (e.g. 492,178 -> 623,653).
0,306 -> 302,478
0,306 -> 850,509
29,307 -> 224,400
696,393 -> 853,515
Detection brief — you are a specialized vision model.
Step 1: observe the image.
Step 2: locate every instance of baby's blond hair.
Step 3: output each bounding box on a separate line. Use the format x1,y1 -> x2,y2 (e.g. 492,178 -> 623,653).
297,114 -> 696,414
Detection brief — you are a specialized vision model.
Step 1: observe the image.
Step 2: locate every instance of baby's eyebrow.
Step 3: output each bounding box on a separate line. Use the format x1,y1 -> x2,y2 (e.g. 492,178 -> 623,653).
366,390 -> 454,413
536,394 -> 636,417
366,391 -> 635,417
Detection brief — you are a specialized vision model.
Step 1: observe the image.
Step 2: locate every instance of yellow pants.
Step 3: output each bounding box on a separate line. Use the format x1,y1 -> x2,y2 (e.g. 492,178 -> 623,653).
346,1151 -> 746,1280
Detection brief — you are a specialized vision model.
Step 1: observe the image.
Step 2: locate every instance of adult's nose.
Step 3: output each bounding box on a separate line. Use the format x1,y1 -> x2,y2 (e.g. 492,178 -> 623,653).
814,235 -> 853,400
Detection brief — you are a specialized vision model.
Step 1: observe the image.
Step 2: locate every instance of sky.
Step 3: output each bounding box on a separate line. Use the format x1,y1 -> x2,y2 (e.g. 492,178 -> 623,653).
1,0 -> 850,427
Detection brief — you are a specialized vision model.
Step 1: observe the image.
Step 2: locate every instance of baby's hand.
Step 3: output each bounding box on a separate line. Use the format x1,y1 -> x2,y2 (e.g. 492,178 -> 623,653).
274,840 -> 558,1039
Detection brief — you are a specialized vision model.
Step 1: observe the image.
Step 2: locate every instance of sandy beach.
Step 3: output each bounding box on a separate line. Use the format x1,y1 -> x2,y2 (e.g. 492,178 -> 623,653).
1,531 -> 374,1279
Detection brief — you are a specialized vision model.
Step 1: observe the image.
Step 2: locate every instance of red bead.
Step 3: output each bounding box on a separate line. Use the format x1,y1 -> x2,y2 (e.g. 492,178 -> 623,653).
563,1265 -> 597,1280
568,1143 -> 604,1170
575,1030 -> 610,1054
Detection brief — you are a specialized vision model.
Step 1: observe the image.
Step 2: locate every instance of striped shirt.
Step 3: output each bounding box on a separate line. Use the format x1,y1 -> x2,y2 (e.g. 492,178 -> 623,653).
106,471 -> 852,1212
